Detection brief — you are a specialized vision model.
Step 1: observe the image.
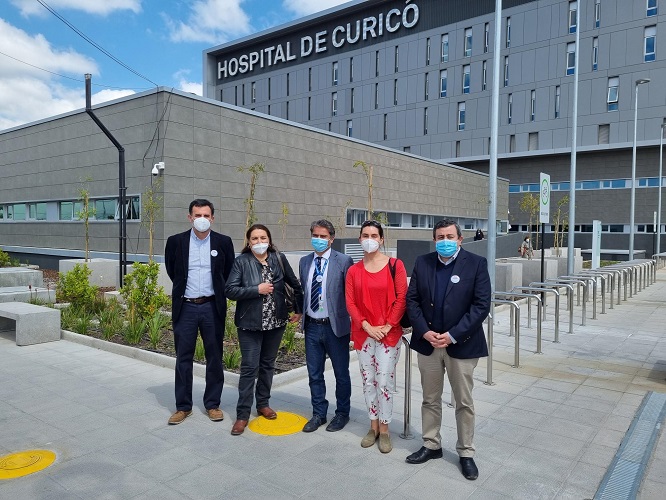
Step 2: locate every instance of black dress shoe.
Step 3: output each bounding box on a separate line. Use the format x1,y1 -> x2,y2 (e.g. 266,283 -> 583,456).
326,414 -> 349,432
405,446 -> 443,464
302,415 -> 327,433
459,457 -> 478,480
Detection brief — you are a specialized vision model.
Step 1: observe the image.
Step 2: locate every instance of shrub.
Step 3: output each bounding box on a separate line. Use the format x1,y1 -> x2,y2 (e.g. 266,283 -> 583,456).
56,264 -> 98,312
61,306 -> 80,331
120,262 -> 170,320
0,248 -> 10,267
73,310 -> 93,335
123,314 -> 146,345
99,299 -> 124,340
194,335 -> 206,362
280,321 -> 298,353
223,346 -> 241,370
147,312 -> 170,350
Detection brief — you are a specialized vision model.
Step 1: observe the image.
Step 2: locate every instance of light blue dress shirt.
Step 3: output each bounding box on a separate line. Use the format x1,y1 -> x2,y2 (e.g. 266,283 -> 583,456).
184,229 -> 214,299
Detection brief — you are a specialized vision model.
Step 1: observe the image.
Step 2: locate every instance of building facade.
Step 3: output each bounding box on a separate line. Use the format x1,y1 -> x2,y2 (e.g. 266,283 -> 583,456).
205,0 -> 666,253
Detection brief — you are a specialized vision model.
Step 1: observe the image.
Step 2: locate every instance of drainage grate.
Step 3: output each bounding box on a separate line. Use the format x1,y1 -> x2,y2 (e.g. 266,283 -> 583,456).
594,391 -> 666,500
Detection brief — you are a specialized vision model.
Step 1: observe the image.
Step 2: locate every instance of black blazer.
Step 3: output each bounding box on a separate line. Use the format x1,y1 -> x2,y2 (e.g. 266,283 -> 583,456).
406,248 -> 491,359
164,229 -> 235,323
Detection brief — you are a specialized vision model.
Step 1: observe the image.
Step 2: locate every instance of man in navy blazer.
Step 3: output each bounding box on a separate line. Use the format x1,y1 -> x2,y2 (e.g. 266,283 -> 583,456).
164,199 -> 235,426
405,219 -> 490,481
299,220 -> 354,433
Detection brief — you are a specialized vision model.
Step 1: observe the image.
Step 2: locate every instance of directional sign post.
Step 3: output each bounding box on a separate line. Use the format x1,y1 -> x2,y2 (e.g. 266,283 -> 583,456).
540,173 -> 551,284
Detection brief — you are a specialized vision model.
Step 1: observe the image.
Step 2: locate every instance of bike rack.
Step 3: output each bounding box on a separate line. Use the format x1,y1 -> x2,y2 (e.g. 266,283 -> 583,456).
530,281 -> 575,334
513,286 -> 561,343
492,298 -> 521,368
494,292 -> 543,354
560,275 -> 598,319
548,278 -> 588,326
578,271 -> 608,314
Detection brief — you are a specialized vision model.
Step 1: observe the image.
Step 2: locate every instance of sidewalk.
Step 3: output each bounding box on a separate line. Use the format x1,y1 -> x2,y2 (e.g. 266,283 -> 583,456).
0,269 -> 665,499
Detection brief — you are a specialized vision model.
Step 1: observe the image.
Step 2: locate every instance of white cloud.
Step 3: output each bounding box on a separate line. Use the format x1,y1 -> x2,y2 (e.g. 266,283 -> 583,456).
173,69 -> 202,96
0,18 -> 133,130
282,0 -> 350,17
10,0 -> 141,17
163,0 -> 251,44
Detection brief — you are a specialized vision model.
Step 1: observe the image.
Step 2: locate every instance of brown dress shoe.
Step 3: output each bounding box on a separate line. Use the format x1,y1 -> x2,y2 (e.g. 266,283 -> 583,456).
207,408 -> 224,421
257,407 -> 277,420
168,410 -> 192,425
231,419 -> 248,435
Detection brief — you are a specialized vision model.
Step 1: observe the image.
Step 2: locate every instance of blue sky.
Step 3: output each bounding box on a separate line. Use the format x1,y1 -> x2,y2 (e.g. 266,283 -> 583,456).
0,0 -> 350,130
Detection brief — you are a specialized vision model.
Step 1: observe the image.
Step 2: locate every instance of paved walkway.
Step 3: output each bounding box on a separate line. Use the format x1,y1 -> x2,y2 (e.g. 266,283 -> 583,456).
0,269 -> 665,499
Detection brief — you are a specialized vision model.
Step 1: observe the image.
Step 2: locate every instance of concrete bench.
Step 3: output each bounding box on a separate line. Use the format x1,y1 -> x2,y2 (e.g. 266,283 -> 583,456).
0,302 -> 61,346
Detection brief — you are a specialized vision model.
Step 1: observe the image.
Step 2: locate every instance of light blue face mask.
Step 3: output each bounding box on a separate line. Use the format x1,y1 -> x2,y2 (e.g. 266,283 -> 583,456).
311,237 -> 329,253
436,239 -> 458,258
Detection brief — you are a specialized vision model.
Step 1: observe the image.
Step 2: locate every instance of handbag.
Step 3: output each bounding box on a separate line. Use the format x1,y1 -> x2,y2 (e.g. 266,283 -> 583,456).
275,252 -> 296,313
388,258 -> 411,328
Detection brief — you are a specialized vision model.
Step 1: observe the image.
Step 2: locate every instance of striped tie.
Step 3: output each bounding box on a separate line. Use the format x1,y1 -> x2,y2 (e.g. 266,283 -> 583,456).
310,257 -> 322,312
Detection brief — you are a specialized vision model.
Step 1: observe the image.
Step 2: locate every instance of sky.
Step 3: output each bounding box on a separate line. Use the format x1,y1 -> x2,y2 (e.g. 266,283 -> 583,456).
0,0 -> 352,131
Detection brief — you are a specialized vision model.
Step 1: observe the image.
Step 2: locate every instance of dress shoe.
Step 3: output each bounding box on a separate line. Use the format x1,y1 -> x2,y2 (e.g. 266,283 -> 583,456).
459,457 -> 478,480
378,433 -> 392,453
206,408 -> 224,421
302,415 -> 327,433
168,410 -> 192,425
405,446 -> 443,464
325,414 -> 349,432
360,429 -> 379,448
257,407 -> 277,420
231,419 -> 248,436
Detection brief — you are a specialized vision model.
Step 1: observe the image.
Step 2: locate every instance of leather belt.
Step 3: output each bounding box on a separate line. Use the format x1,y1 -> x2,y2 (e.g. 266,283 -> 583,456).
305,316 -> 330,325
184,296 -> 215,304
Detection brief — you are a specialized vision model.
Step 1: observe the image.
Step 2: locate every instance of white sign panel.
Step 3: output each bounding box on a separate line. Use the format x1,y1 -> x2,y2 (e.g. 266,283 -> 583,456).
592,220 -> 602,269
539,173 -> 551,224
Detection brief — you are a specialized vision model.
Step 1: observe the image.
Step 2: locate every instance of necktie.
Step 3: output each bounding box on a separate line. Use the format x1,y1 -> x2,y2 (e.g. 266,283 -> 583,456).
310,257 -> 322,312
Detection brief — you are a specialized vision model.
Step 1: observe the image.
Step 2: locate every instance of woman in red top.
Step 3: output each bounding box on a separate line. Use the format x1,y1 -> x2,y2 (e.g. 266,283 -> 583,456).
345,220 -> 407,453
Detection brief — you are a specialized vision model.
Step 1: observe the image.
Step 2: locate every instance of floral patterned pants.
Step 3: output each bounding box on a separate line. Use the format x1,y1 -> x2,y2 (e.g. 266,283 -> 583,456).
357,338 -> 401,424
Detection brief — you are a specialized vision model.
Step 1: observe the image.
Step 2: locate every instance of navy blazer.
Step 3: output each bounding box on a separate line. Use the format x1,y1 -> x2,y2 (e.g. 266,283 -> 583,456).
406,248 -> 490,359
299,249 -> 353,338
164,229 -> 235,323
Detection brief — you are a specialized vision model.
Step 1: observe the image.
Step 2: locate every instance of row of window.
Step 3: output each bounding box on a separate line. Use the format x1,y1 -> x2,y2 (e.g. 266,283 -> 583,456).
346,209 -> 483,231
0,197 -> 141,222
513,223 -> 665,234
510,177 -> 666,193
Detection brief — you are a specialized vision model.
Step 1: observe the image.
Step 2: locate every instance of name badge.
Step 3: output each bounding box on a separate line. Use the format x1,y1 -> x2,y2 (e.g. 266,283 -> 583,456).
211,250 -> 218,257
316,275 -> 323,282
451,275 -> 460,284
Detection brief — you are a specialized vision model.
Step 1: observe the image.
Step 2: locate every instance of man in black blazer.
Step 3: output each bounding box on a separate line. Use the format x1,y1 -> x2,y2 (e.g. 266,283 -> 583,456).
405,219 -> 490,481
164,199 -> 235,425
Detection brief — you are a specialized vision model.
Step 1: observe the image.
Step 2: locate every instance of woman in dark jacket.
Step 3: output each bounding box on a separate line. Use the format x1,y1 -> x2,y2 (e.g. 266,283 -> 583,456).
225,223 -> 303,435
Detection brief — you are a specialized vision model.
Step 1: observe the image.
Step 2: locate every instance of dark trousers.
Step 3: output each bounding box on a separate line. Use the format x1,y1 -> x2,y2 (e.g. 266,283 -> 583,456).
304,320 -> 351,418
236,326 -> 285,420
173,301 -> 225,411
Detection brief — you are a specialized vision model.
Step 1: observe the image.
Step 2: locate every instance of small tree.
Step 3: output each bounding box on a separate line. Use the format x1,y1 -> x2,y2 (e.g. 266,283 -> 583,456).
77,178 -> 96,262
325,199 -> 352,238
518,193 -> 540,249
278,202 -> 289,246
142,177 -> 162,262
552,195 -> 570,256
353,160 -> 374,216
238,162 -> 265,232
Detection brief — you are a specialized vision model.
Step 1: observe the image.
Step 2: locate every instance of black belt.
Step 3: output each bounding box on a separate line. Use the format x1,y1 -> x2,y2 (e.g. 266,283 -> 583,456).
305,316 -> 330,325
184,296 -> 215,304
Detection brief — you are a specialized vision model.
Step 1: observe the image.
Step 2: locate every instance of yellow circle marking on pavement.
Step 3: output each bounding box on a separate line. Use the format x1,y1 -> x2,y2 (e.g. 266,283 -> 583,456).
247,412 -> 308,436
0,450 -> 56,480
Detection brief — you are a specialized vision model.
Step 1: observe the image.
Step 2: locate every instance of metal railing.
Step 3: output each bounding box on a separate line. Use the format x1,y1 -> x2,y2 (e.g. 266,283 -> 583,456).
530,281 -> 575,334
400,335 -> 414,440
494,292 -> 543,354
492,298 -> 521,368
513,286 -> 561,343
560,275 -> 598,319
547,278 -> 588,326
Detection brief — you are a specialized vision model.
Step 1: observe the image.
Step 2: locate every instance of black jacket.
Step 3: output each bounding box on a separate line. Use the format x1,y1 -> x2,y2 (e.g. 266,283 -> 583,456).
225,251 -> 303,331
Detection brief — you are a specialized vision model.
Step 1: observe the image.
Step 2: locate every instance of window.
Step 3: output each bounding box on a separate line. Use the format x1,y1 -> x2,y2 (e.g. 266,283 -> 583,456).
555,85 -> 561,118
569,1 -> 577,34
423,107 -> 429,135
308,97 -> 311,120
375,50 -> 380,76
528,132 -> 538,151
394,46 -> 399,72
11,204 -> 25,221
96,199 -> 116,220
595,0 -> 601,27
242,83 -> 245,105
308,68 -> 312,91
504,56 -> 509,86
455,141 -> 461,157
462,65 -> 470,94
645,26 -> 656,62
0,206 -> 3,220
482,61 -> 487,91
332,62 -> 339,85
267,78 -> 271,100
506,17 -> 511,48
59,201 -> 82,220
375,83 -> 379,109
347,120 -> 353,137
441,34 -> 449,62
607,77 -> 619,111
28,202 -> 46,220
458,102 -> 466,131
393,79 -> 398,105
424,72 -> 429,100
286,73 -> 290,96
286,101 -> 289,120
530,90 -> 536,121
508,93 -> 513,124
383,114 -> 388,140
440,70 -> 447,97
267,104 -> 270,115
234,86 -> 238,106
647,0 -> 658,17
426,38 -> 431,65
347,208 -> 368,227
464,28 -> 472,57
349,57 -> 354,82
350,88 -> 355,113
251,82 -> 256,103
566,43 -> 576,75
484,23 -> 490,53
593,37 -> 599,70
332,92 -> 338,116
412,214 -> 435,228
509,134 -> 516,152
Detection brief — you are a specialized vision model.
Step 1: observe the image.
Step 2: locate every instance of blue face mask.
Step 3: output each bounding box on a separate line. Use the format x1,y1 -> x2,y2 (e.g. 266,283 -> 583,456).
436,239 -> 458,258
311,237 -> 329,253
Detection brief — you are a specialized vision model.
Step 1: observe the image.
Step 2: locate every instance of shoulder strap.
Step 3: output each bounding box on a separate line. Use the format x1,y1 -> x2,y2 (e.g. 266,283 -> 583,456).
388,258 -> 397,293
275,251 -> 285,273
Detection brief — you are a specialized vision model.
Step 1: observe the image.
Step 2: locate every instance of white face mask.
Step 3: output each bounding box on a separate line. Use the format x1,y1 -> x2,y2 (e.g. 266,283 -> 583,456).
192,217 -> 211,232
360,239 -> 380,253
251,242 -> 269,255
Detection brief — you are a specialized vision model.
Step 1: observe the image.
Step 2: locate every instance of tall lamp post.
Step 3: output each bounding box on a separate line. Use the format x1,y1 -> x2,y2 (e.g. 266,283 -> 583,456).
629,78 -> 650,261
658,122 -> 666,256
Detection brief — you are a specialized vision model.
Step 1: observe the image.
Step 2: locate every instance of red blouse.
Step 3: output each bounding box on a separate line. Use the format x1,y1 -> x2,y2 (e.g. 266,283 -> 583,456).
345,258 -> 408,350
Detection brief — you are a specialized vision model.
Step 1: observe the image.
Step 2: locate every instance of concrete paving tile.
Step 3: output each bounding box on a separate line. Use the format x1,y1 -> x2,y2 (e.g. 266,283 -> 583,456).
571,385 -> 626,404
604,413 -> 633,434
549,402 -> 609,425
482,465 -> 562,499
0,475 -> 79,500
133,445 -> 212,482
474,399 -> 502,418
165,462 -> 247,497
476,418 -> 535,446
639,479 -> 666,500
538,416 -> 597,441
474,434 -> 522,464
465,489 -> 514,500
131,484 -> 197,500
104,432 -> 177,466
46,454 -> 127,491
592,427 -> 626,449
385,463 -> 478,499
506,395 -> 561,415
642,456 -> 666,484
578,442 -> 619,468
522,429 -> 588,460
563,392 -> 618,413
556,460 -> 608,498
532,378 -> 580,394
488,405 -> 548,430
257,455 -> 341,497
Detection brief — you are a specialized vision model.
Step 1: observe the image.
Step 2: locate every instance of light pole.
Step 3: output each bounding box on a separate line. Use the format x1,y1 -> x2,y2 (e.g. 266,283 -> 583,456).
658,122 -> 666,256
629,78 -> 650,261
